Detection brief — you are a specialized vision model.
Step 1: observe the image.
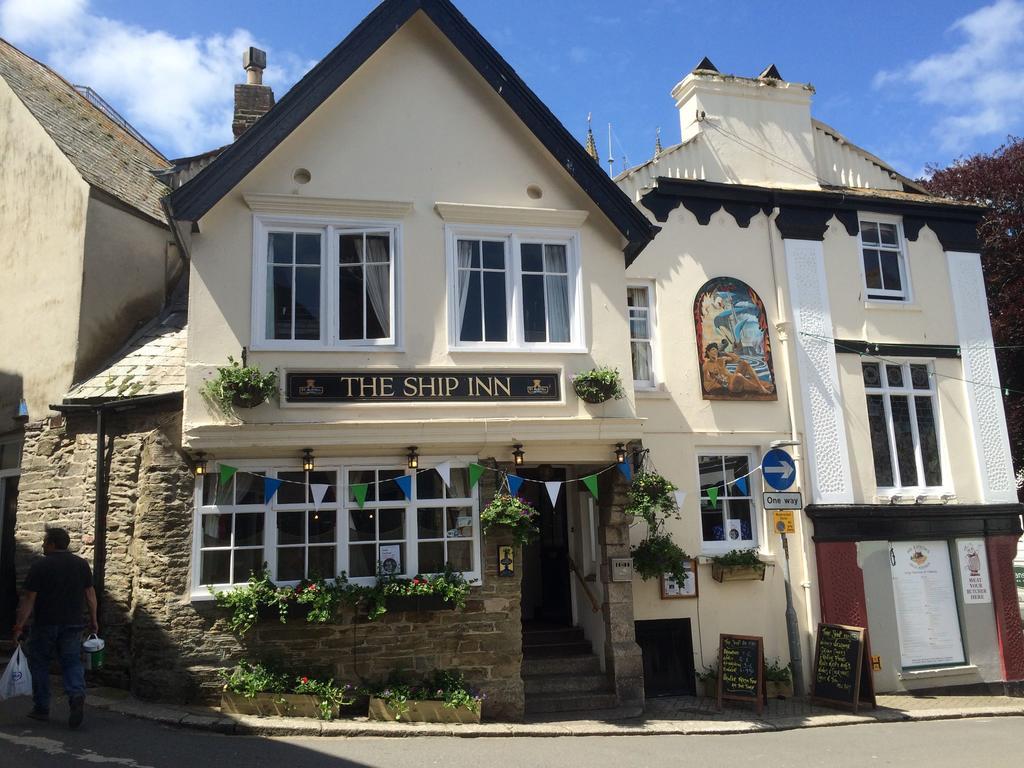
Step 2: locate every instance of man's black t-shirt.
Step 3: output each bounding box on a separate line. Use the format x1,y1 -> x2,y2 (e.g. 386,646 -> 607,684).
23,550 -> 93,626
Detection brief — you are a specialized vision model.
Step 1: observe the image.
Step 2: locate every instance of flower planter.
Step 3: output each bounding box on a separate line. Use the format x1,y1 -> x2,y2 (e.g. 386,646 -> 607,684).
766,680 -> 794,699
221,691 -> 339,719
699,678 -> 718,699
711,562 -> 766,583
573,382 -> 616,404
384,594 -> 455,613
368,697 -> 481,724
230,388 -> 268,409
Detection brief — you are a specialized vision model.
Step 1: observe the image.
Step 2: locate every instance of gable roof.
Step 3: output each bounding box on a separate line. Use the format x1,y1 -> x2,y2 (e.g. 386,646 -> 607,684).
167,0 -> 656,263
0,38 -> 171,223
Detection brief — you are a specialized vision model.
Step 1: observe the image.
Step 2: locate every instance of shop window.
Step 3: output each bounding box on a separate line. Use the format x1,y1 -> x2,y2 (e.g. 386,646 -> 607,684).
196,472 -> 267,587
627,283 -> 656,387
274,470 -> 338,582
862,361 -> 945,492
697,453 -> 759,553
447,226 -> 583,351
252,217 -> 398,349
860,219 -> 910,301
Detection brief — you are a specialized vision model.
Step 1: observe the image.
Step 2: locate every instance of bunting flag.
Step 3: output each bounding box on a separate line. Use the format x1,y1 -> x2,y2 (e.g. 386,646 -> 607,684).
616,462 -> 633,482
311,483 -> 330,509
393,474 -> 413,501
735,476 -> 748,495
581,474 -> 599,500
219,464 -> 237,487
434,461 -> 452,489
673,490 -> 687,510
507,475 -> 524,496
263,476 -> 283,503
707,486 -> 719,509
351,483 -> 369,509
468,463 -> 486,489
544,481 -> 561,506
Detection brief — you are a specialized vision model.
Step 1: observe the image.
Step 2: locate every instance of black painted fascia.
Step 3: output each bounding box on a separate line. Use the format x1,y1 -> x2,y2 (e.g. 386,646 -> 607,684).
806,503 -> 1024,542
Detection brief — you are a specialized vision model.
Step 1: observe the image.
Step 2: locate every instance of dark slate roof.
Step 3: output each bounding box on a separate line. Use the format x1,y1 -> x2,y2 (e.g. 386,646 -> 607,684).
168,0 -> 657,264
0,38 -> 171,223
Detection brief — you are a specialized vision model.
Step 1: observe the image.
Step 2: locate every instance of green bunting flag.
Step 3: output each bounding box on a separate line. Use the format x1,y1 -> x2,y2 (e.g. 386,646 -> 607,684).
707,486 -> 719,509
219,464 -> 237,487
468,463 -> 486,489
581,474 -> 599,500
352,483 -> 369,509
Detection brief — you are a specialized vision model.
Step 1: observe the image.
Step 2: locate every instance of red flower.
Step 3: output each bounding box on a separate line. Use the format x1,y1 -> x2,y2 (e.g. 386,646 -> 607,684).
301,677 -> 309,684
308,584 -> 317,591
411,578 -> 420,585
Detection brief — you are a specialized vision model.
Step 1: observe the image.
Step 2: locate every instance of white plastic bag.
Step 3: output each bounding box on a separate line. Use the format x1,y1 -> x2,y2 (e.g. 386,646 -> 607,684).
0,644 -> 32,699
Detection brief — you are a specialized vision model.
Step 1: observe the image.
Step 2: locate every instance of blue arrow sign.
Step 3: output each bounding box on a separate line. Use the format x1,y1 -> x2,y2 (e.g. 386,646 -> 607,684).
761,449 -> 796,491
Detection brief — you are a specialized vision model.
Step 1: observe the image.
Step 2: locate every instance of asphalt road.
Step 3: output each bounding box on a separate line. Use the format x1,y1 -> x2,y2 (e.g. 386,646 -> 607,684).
1,698 -> 1022,768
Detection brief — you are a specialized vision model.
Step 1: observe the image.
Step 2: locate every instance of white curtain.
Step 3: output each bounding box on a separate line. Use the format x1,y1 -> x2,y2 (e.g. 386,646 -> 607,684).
364,236 -> 391,337
457,240 -> 474,339
544,245 -> 570,342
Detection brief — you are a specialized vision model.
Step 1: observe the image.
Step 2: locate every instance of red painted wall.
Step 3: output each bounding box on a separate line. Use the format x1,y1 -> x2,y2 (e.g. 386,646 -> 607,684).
986,534 -> 1024,681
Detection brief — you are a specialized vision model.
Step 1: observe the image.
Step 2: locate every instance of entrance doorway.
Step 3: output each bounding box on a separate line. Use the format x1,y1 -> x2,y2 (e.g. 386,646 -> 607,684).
634,618 -> 697,696
519,466 -> 572,626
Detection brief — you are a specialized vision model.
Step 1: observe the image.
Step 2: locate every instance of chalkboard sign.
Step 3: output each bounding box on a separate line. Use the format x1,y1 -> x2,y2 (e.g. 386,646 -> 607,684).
811,623 -> 876,712
717,634 -> 765,714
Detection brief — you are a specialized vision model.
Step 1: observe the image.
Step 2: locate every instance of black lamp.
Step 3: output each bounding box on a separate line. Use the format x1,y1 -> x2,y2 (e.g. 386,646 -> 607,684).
407,446 -> 419,470
193,451 -> 208,477
614,443 -> 627,464
302,448 -> 315,472
512,444 -> 525,466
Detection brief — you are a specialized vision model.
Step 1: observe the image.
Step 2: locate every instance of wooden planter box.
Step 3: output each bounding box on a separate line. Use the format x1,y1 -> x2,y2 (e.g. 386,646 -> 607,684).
766,680 -> 794,699
385,594 -> 455,613
368,697 -> 481,724
221,691 -> 339,719
699,678 -> 717,699
711,562 -> 767,583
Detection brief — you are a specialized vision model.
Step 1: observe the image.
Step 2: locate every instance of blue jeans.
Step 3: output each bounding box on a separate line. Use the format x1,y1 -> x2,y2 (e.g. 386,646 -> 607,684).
27,624 -> 86,713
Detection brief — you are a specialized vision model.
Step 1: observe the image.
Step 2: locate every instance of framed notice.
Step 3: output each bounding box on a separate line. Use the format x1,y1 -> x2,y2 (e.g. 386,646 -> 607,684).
890,541 -> 965,668
379,544 -> 402,576
956,539 -> 991,604
661,560 -> 698,599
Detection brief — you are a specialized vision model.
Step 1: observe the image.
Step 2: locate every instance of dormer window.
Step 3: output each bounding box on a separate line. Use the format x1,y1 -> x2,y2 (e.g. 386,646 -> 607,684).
860,218 -> 910,301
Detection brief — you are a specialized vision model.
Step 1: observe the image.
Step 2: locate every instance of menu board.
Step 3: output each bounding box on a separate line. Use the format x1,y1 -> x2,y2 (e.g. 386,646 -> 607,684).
717,634 -> 765,714
811,623 -> 876,712
890,541 -> 965,668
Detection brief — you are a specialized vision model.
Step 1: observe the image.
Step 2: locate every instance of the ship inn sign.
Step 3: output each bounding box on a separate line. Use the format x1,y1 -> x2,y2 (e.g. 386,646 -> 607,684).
285,371 -> 561,403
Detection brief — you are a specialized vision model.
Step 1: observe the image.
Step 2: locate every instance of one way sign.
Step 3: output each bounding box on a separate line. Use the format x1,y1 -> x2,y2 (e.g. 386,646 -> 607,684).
761,449 -> 796,491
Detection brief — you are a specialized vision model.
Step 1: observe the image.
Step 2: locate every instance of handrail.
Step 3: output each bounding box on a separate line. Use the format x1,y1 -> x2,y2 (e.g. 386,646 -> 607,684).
568,557 -> 601,614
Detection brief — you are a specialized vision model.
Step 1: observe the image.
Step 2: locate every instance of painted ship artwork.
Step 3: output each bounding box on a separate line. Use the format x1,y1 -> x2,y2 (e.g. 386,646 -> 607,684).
693,277 -> 777,401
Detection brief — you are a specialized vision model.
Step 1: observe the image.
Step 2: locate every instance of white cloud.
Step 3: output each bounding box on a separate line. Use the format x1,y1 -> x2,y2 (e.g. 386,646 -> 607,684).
0,0 -> 313,157
873,0 -> 1024,153
569,46 -> 590,65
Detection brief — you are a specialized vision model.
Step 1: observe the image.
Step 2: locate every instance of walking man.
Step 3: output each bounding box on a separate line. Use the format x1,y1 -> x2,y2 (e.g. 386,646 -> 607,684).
11,528 -> 98,728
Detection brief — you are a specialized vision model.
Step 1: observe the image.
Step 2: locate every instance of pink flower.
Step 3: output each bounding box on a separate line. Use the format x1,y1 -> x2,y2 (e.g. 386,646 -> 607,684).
301,676 -> 309,684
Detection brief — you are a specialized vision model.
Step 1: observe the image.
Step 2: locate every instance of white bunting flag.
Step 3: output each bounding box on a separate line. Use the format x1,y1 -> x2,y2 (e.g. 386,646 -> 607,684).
673,490 -> 687,510
545,481 -> 561,507
434,461 -> 452,489
311,483 -> 330,509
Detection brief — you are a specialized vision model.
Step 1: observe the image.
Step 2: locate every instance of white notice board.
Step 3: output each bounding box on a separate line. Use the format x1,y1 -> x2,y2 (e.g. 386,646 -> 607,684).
956,539 -> 991,604
890,541 -> 965,668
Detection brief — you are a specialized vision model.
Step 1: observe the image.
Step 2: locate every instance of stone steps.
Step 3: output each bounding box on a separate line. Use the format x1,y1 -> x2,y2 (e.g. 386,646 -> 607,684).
522,671 -> 611,695
521,654 -> 602,677
521,625 -> 617,716
525,690 -> 620,715
522,641 -> 594,658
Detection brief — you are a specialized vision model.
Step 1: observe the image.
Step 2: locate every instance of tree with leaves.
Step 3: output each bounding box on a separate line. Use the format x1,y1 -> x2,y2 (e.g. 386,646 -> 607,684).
923,136 -> 1024,500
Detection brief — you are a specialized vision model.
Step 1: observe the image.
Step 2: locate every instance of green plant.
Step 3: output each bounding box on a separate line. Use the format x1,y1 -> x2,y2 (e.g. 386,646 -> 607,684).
572,366 -> 625,403
293,676 -> 357,721
765,657 -> 792,684
631,532 -> 689,586
696,663 -> 718,683
710,548 -> 762,567
293,574 -> 348,623
211,567 -> 290,634
626,471 -> 680,526
203,356 -> 278,413
364,670 -> 484,719
219,659 -> 290,699
480,492 -> 539,545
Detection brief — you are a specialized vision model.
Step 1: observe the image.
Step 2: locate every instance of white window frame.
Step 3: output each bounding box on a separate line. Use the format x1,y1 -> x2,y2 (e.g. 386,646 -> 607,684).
696,450 -> 763,556
862,360 -> 951,495
251,215 -> 402,351
190,458 -> 481,598
445,224 -> 586,352
858,215 -> 911,302
627,281 -> 658,389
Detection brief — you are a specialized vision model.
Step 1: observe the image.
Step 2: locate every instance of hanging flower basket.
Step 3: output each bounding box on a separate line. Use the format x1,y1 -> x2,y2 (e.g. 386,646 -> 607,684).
572,367 -> 625,404
203,356 -> 278,414
480,493 -> 539,545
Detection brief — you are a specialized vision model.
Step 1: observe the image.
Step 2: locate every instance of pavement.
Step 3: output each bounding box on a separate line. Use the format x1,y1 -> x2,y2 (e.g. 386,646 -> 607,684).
76,684 -> 1024,738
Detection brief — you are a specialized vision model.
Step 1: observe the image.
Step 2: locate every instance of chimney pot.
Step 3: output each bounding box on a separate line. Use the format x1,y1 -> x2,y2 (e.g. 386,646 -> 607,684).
233,47 -> 274,138
243,46 -> 267,85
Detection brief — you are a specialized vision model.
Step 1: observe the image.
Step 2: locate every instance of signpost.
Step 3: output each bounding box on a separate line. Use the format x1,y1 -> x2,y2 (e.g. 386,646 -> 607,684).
716,634 -> 766,714
761,448 -> 796,491
763,491 -> 802,510
810,623 -> 876,712
772,510 -> 795,534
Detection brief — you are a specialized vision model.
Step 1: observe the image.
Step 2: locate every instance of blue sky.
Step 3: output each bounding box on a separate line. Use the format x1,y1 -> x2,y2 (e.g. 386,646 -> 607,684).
3,0 -> 1023,177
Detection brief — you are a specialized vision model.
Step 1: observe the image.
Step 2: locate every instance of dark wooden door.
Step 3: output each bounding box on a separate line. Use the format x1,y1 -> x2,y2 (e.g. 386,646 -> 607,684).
520,468 -> 571,625
635,618 -> 697,697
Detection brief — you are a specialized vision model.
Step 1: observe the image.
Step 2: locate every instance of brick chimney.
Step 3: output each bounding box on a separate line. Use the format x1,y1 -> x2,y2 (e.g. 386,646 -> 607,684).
232,47 -> 274,139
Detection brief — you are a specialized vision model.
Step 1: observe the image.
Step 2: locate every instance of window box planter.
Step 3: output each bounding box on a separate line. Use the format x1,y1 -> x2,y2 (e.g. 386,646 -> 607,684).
384,594 -> 455,613
221,691 -> 340,719
699,677 -> 717,699
766,680 -> 794,699
367,697 -> 481,724
710,562 -> 766,583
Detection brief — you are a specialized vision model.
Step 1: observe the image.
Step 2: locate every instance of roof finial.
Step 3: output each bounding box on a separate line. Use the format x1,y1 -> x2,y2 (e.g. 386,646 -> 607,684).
585,113 -> 599,162
655,127 -> 663,156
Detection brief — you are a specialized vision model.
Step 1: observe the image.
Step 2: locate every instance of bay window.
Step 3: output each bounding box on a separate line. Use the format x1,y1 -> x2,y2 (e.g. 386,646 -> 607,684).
253,217 -> 398,349
447,225 -> 583,350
